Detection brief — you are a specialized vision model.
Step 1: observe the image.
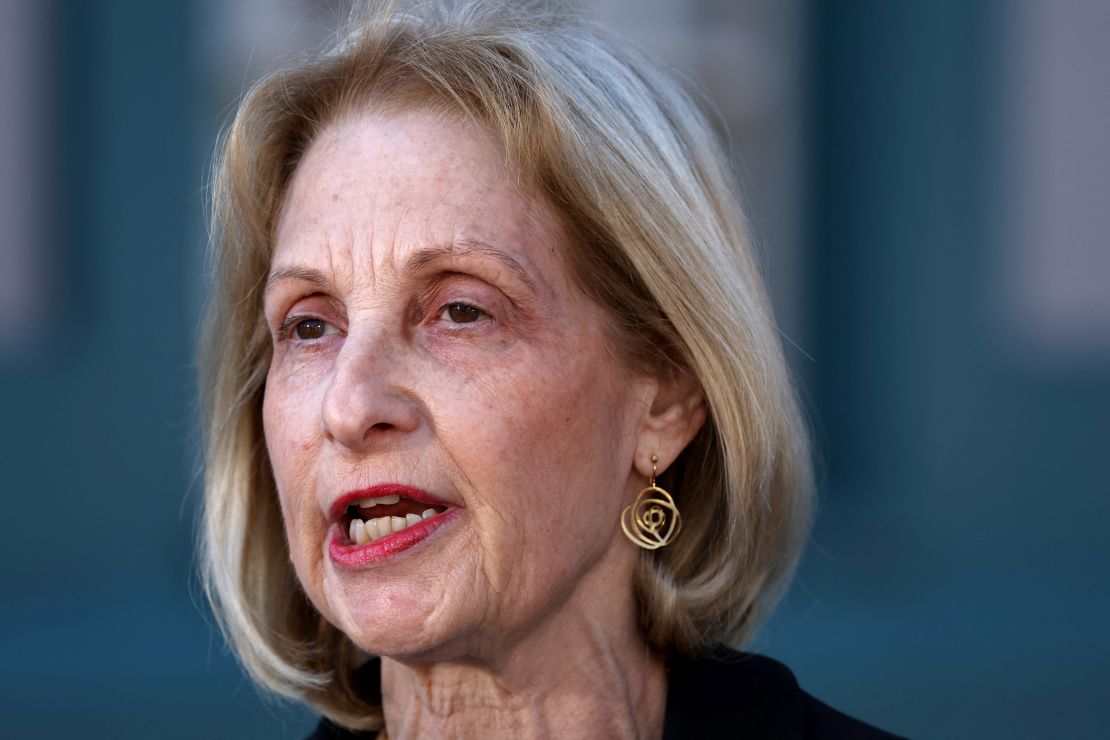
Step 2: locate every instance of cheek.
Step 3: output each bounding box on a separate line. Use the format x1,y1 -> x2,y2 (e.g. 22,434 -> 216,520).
524,351 -> 627,460
263,363 -> 327,474
445,340 -> 634,531
262,372 -> 325,563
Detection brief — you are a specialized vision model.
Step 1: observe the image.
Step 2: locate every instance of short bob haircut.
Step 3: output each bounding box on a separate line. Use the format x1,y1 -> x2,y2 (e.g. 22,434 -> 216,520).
199,0 -> 812,729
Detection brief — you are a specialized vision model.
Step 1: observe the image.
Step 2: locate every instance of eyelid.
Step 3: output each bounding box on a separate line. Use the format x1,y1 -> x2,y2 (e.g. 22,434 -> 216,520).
276,314 -> 304,338
272,293 -> 343,335
408,246 -> 542,305
275,314 -> 304,341
438,300 -> 492,323
425,272 -> 505,311
275,313 -> 342,342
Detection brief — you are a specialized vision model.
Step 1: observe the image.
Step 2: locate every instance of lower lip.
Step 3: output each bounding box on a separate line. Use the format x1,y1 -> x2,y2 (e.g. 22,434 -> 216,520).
328,508 -> 460,568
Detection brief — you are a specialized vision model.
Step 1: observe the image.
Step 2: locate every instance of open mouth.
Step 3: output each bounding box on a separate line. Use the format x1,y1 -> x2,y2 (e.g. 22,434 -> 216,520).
341,493 -> 449,545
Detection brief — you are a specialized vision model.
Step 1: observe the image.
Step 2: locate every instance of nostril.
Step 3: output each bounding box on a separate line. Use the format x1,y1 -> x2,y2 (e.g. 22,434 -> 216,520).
320,368 -> 419,447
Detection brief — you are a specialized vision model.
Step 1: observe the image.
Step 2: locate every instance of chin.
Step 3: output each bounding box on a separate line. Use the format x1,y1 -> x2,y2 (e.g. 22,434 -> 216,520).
319,567 -> 476,660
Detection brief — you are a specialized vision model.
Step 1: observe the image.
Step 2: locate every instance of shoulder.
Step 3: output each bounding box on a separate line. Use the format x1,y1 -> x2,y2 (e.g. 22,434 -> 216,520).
663,647 -> 904,739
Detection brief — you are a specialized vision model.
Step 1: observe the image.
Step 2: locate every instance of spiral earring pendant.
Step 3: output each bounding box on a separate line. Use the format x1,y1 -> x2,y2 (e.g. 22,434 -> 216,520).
621,455 -> 682,550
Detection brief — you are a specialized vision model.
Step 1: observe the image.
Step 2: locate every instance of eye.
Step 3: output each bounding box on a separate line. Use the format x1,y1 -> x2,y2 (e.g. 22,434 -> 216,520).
442,302 -> 487,324
295,318 -> 328,339
281,316 -> 338,341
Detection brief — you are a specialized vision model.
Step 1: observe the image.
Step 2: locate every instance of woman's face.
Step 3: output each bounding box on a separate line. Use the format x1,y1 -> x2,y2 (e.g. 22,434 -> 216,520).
262,110 -> 653,660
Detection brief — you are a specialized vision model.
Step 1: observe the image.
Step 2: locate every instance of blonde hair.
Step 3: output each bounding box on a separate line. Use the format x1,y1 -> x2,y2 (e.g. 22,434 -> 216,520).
199,0 -> 812,729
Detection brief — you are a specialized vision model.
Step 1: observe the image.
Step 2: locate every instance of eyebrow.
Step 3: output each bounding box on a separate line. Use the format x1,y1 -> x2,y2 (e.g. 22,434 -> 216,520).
263,264 -> 332,298
263,240 -> 542,298
403,240 -> 540,295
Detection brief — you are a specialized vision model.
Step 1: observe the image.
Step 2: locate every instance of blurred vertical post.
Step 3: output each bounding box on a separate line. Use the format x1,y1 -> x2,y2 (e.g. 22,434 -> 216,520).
0,0 -> 47,361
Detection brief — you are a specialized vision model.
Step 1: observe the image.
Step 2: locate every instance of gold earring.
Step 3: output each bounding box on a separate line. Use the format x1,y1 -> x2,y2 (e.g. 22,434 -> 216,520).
621,454 -> 682,550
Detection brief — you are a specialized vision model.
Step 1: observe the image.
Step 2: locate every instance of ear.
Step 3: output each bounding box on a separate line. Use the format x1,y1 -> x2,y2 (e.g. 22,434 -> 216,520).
634,365 -> 707,479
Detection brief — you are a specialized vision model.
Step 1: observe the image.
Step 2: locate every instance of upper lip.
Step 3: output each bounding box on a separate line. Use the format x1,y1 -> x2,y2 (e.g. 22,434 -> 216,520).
328,483 -> 454,520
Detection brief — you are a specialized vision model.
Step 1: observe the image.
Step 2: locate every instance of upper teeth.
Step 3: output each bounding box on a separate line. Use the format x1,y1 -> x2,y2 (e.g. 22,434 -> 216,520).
349,509 -> 438,544
356,494 -> 401,507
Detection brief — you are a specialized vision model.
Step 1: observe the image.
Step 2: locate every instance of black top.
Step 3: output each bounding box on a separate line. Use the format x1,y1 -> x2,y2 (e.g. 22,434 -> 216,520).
308,648 -> 903,739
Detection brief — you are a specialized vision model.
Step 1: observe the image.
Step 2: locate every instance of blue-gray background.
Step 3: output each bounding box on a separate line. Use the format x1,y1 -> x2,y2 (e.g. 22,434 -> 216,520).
2,1 -> 1107,738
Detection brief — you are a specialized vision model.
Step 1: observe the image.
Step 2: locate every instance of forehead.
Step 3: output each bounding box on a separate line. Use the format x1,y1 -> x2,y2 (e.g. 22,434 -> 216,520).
271,110 -> 562,283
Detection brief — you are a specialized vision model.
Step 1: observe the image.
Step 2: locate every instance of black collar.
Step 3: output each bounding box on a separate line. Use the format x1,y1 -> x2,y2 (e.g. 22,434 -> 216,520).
663,647 -> 805,738
310,648 -> 899,739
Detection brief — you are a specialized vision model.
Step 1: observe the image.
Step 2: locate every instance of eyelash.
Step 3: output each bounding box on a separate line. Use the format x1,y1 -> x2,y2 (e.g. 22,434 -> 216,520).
436,301 -> 492,326
276,314 -> 338,343
274,300 -> 492,343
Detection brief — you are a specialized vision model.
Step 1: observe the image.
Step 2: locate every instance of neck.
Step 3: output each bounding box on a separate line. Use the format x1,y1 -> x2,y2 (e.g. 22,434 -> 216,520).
378,550 -> 667,739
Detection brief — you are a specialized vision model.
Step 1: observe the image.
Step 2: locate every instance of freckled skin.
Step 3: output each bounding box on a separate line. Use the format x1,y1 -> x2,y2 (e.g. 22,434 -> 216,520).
260,111 -> 705,737
263,111 -> 651,657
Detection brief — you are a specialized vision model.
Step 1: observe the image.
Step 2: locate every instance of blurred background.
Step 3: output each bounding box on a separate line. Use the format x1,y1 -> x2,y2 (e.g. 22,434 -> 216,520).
2,0 -> 1107,737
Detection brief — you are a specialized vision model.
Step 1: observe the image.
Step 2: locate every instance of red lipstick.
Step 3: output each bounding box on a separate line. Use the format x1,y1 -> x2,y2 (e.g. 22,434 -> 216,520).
328,483 -> 453,520
327,484 -> 459,568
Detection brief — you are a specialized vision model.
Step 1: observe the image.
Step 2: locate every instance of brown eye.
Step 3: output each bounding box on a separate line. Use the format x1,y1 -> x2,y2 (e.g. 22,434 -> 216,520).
445,303 -> 484,324
295,318 -> 328,339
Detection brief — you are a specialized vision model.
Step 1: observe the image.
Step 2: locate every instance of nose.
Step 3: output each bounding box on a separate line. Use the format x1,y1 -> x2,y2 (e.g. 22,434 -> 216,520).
320,328 -> 421,451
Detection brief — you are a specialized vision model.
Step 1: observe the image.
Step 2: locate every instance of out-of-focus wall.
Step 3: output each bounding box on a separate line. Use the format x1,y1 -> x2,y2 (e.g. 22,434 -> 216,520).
0,1 -> 48,361
996,0 -> 1110,362
2,1 -> 1107,738
774,2 -> 1110,738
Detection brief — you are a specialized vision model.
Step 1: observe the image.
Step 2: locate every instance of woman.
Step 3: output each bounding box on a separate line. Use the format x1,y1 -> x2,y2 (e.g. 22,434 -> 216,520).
199,2 -> 897,737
